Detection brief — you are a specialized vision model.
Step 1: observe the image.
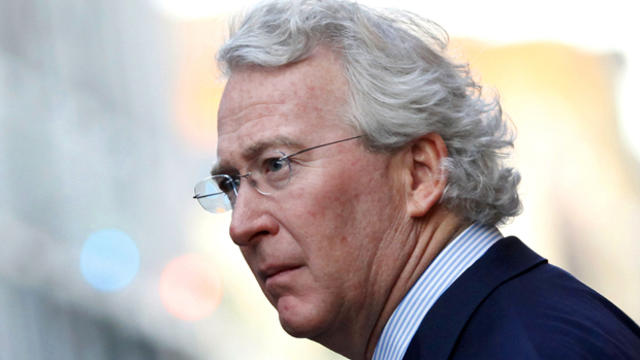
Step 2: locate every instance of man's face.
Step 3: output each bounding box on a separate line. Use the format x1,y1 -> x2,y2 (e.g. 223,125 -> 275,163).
216,48 -> 406,343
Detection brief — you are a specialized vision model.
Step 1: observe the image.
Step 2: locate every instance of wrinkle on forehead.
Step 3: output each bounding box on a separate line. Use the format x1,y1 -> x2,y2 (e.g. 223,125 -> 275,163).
217,46 -> 348,134
215,45 -> 352,171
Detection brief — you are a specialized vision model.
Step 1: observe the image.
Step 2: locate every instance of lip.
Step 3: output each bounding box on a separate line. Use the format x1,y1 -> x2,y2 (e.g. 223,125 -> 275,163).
260,264 -> 303,284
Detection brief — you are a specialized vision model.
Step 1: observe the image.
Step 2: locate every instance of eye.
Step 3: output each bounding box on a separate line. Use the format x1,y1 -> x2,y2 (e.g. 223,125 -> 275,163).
215,176 -> 237,195
264,157 -> 287,173
260,155 -> 291,187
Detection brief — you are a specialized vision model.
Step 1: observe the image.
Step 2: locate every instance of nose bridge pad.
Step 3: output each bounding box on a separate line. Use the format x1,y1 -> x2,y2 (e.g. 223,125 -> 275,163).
247,174 -> 259,190
247,171 -> 273,196
244,173 -> 264,195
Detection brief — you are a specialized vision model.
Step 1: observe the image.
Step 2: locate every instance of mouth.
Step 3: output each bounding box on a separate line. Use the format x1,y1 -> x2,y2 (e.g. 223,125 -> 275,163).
261,264 -> 303,284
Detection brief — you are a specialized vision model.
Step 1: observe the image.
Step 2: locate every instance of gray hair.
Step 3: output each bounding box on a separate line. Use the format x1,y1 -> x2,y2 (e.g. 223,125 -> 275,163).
217,0 -> 521,225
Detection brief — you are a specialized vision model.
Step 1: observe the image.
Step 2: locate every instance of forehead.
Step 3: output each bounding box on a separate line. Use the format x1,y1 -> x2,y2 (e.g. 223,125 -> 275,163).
216,47 -> 352,160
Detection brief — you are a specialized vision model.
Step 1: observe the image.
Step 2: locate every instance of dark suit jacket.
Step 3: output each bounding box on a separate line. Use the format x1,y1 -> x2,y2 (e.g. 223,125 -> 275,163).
403,237 -> 640,359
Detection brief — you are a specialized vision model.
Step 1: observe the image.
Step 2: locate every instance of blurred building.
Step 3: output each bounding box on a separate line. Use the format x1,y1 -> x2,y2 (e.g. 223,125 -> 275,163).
0,0 -> 209,359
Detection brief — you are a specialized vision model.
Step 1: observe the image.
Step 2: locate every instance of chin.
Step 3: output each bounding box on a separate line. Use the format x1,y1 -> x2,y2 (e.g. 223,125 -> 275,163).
280,319 -> 314,338
276,295 -> 331,339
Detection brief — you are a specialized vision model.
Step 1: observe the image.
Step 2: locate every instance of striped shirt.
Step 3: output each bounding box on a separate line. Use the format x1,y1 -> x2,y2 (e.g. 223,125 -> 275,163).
372,223 -> 503,360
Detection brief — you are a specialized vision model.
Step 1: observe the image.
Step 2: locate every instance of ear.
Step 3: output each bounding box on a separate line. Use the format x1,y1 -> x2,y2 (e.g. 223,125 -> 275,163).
403,132 -> 448,218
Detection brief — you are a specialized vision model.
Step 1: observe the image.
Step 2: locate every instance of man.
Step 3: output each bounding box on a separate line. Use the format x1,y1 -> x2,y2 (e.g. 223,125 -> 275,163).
193,0 -> 640,358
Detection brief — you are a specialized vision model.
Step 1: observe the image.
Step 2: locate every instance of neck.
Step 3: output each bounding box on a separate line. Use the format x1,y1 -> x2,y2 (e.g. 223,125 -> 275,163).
363,207 -> 469,360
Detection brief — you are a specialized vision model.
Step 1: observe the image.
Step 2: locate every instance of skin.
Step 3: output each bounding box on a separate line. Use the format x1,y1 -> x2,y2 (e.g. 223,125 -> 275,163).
216,46 -> 467,359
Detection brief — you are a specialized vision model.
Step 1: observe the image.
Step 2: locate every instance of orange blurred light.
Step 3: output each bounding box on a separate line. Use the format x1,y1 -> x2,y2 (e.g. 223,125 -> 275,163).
172,19 -> 227,153
159,253 -> 223,321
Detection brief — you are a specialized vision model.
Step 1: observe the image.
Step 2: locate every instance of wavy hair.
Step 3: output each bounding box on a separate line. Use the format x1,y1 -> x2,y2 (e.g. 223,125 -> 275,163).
217,0 -> 521,225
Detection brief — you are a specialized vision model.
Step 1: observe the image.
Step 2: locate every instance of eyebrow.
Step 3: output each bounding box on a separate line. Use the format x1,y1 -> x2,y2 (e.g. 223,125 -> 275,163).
210,135 -> 303,176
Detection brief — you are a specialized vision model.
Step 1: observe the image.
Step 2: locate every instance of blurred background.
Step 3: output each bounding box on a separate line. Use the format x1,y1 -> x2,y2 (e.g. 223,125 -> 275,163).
0,0 -> 638,359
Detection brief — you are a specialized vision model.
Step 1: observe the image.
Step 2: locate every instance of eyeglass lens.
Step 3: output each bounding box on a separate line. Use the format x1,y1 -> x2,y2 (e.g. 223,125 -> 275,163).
194,151 -> 292,212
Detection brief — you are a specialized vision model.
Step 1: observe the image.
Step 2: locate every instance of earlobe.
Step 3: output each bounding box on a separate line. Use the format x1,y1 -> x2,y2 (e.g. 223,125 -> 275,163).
405,133 -> 448,218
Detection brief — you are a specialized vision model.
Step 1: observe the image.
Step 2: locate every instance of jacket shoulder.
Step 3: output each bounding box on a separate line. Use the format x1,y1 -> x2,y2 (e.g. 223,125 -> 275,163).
451,261 -> 640,359
404,237 -> 640,360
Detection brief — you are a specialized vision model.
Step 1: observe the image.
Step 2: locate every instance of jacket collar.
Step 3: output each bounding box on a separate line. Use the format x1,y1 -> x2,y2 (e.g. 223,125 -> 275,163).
403,237 -> 547,360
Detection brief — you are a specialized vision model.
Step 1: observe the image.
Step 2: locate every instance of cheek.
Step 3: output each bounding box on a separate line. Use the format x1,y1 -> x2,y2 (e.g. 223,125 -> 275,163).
285,175 -> 348,220
293,159 -> 391,235
282,155 -> 396,253
284,181 -> 355,254
304,189 -> 356,237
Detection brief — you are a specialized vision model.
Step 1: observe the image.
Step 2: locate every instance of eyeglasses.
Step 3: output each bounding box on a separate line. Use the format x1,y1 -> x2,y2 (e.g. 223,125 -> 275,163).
193,135 -> 362,213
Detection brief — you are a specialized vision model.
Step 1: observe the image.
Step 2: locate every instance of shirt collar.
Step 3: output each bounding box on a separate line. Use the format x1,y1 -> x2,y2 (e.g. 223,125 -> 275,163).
372,223 -> 503,360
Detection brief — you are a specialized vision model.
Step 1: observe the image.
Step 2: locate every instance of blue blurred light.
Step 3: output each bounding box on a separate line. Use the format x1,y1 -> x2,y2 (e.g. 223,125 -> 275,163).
80,229 -> 140,291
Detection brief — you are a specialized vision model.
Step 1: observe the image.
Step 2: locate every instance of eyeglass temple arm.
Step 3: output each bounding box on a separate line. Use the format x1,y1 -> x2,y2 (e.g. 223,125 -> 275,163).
194,136 -> 362,199
281,135 -> 362,160
194,193 -> 217,199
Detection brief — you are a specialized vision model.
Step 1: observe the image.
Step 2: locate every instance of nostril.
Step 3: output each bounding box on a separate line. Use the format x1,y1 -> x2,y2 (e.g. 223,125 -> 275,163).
255,230 -> 270,238
244,230 -> 271,244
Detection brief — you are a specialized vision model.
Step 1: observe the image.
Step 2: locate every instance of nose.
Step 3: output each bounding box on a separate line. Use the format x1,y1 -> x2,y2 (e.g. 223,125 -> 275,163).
228,180 -> 279,246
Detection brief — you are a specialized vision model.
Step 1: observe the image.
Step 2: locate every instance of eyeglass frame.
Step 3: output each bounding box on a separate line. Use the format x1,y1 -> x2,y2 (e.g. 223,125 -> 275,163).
193,135 -> 363,212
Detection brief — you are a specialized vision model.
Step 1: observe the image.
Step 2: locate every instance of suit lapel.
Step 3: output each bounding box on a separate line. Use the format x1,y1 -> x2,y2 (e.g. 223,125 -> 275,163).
403,237 -> 547,360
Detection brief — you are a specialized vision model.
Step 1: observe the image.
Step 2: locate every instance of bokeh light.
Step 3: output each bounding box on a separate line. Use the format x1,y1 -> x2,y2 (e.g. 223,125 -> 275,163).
80,229 -> 140,292
172,19 -> 226,153
159,253 -> 223,321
